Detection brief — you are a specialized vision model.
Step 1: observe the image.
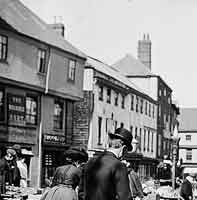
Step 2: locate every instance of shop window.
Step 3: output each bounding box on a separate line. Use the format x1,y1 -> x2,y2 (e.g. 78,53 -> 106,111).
0,90 -> 4,121
38,49 -> 46,73
68,59 -> 76,82
0,35 -> 8,61
54,100 -> 63,130
98,86 -> 103,101
114,92 -> 118,106
186,149 -> 192,161
8,94 -> 25,126
26,96 -> 37,125
106,88 -> 111,103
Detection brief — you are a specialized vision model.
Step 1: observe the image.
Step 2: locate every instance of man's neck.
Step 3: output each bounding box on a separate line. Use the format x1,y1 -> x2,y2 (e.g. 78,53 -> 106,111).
107,148 -> 120,158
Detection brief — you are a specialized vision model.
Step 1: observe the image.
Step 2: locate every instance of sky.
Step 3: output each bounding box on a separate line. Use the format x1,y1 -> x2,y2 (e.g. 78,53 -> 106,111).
21,0 -> 197,108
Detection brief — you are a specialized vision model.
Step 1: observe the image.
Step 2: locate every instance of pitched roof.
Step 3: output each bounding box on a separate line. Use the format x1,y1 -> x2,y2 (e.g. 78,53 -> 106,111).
0,0 -> 86,59
179,108 -> 197,131
87,56 -> 144,93
113,54 -> 154,76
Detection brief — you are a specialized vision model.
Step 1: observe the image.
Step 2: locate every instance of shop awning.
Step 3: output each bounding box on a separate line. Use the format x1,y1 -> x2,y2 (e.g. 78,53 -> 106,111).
183,167 -> 197,174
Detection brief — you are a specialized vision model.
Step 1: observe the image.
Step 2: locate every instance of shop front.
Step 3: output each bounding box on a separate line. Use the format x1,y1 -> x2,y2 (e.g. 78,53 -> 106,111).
42,133 -> 69,187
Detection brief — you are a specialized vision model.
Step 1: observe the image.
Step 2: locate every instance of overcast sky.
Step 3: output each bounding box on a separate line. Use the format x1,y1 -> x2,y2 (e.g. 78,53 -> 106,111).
21,0 -> 197,108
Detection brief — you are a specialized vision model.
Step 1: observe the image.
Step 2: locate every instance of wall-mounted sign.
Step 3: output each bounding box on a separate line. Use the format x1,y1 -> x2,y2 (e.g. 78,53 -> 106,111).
8,94 -> 25,126
43,134 -> 66,145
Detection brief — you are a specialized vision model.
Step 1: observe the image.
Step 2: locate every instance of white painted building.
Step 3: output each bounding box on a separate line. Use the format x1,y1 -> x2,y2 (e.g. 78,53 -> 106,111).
178,108 -> 197,176
84,56 -> 158,178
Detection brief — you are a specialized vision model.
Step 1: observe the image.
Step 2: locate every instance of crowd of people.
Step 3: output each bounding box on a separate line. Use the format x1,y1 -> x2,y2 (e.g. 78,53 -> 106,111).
0,128 -> 195,200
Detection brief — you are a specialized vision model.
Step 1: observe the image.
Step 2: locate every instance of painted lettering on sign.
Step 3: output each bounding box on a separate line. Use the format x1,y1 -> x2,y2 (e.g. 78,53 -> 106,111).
43,134 -> 66,144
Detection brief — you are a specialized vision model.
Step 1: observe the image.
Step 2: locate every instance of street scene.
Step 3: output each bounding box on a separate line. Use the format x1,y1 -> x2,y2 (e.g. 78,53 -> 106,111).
0,0 -> 197,200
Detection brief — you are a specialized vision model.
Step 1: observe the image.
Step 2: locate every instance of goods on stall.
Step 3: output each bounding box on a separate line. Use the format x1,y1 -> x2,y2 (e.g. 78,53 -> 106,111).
156,186 -> 181,199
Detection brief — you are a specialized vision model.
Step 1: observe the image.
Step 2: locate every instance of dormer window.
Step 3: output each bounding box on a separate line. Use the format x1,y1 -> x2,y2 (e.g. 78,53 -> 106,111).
38,49 -> 46,73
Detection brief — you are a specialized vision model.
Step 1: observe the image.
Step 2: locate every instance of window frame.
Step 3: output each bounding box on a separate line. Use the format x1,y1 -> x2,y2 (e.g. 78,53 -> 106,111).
106,88 -> 111,104
98,86 -> 104,101
53,99 -> 64,130
131,95 -> 134,111
0,34 -> 8,61
68,59 -> 76,82
37,48 -> 47,74
25,95 -> 38,125
114,91 -> 118,106
186,135 -> 191,141
121,95 -> 125,109
186,149 -> 192,161
98,116 -> 102,145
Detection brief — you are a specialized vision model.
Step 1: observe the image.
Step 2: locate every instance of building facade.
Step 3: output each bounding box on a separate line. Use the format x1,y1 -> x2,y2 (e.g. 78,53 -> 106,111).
0,0 -> 86,187
73,56 -> 158,179
113,34 -> 177,162
178,108 -> 197,176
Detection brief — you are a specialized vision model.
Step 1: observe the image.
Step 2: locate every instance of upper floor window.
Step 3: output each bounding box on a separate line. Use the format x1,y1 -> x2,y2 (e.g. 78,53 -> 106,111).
54,100 -> 63,130
186,149 -> 192,161
131,95 -> 134,111
186,135 -> 191,141
26,96 -> 37,125
159,89 -> 162,96
68,59 -> 76,82
164,89 -> 166,96
106,88 -> 111,103
98,86 -> 103,101
0,90 -> 4,121
0,35 -> 8,61
149,103 -> 151,117
114,92 -> 118,106
38,49 -> 46,73
140,99 -> 143,114
136,96 -> 139,112
168,97 -> 171,104
145,101 -> 148,115
121,95 -> 125,109
152,105 -> 155,118
98,117 -> 102,145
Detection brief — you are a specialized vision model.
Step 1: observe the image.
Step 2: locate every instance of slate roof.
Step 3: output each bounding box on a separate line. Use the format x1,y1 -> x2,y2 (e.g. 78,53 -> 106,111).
179,108 -> 197,131
87,56 -> 145,93
0,0 -> 86,59
113,54 -> 154,76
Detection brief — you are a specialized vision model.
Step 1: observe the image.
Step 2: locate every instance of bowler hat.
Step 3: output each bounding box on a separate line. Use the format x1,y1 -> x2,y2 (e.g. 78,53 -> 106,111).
64,147 -> 88,163
108,128 -> 133,151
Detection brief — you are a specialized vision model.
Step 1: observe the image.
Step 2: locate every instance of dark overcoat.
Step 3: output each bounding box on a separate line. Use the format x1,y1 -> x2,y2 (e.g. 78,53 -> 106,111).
78,151 -> 131,200
0,157 -> 9,194
180,179 -> 193,200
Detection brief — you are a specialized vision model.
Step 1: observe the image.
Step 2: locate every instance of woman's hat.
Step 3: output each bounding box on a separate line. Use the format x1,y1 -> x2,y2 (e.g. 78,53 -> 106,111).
64,147 -> 88,163
108,128 -> 133,151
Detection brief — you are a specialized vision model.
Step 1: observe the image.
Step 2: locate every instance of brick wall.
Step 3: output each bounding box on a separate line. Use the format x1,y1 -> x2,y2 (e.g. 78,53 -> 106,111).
72,91 -> 93,149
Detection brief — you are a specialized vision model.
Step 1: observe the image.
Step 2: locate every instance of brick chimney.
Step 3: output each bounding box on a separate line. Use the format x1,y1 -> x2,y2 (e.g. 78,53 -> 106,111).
49,16 -> 65,37
138,33 -> 151,70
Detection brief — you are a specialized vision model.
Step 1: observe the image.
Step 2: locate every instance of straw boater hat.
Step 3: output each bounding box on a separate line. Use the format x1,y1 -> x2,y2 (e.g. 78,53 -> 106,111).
64,147 -> 88,163
108,128 -> 133,151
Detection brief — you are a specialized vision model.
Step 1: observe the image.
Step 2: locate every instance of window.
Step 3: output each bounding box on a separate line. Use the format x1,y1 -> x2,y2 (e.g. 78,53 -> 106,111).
0,35 -> 8,61
159,89 -> 162,96
136,96 -> 139,112
186,149 -> 192,161
131,95 -> 134,110
38,49 -> 46,73
135,127 -> 138,138
140,99 -> 143,114
151,131 -> 154,152
139,128 -> 142,151
114,92 -> 118,106
186,135 -> 191,141
0,90 -> 4,121
121,95 -> 125,109
107,88 -> 111,103
147,130 -> 150,151
164,89 -> 166,96
145,101 -> 148,115
54,100 -> 63,130
149,103 -> 151,117
98,86 -> 103,101
26,96 -> 37,125
152,105 -> 155,118
144,129 -> 146,151
98,117 -> 102,145
68,59 -> 76,81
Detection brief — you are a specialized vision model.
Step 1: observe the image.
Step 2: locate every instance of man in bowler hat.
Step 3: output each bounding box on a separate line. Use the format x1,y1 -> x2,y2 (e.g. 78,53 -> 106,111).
78,127 -> 133,200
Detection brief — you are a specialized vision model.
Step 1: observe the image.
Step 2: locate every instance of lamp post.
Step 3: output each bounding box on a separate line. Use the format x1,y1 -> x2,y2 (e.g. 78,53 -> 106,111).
171,124 -> 180,189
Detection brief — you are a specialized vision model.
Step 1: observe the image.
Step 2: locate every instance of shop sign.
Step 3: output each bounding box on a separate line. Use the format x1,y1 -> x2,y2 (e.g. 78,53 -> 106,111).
8,94 -> 26,126
43,134 -> 66,145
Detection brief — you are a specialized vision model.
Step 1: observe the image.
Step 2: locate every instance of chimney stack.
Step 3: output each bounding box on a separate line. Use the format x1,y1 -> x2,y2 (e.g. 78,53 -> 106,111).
137,33 -> 151,70
49,16 -> 65,38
